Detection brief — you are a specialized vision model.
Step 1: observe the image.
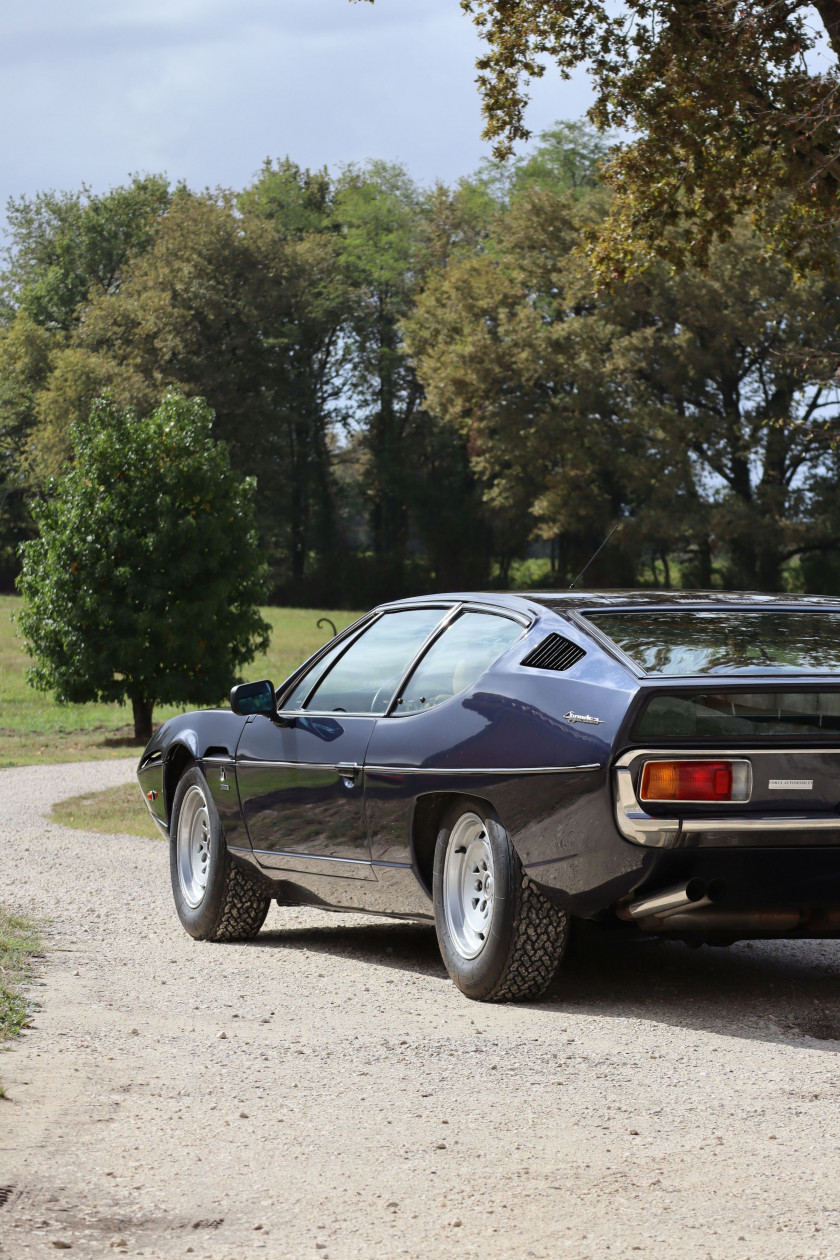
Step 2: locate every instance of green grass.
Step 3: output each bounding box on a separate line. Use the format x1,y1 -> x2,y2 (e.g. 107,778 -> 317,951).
0,908 -> 42,1096
51,781 -> 162,839
0,595 -> 362,767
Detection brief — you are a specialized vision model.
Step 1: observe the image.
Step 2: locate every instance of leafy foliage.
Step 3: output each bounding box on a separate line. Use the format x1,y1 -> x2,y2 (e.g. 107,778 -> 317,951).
5,122 -> 840,604
405,147 -> 840,589
17,393 -> 270,740
1,176 -> 172,330
356,0 -> 840,273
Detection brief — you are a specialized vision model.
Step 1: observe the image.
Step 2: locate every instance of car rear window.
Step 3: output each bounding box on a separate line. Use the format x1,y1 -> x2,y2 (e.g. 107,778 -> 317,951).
584,610 -> 840,676
635,690 -> 840,738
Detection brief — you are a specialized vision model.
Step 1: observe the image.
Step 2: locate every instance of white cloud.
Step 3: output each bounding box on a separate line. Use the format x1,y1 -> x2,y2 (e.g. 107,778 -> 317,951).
1,0 -> 592,214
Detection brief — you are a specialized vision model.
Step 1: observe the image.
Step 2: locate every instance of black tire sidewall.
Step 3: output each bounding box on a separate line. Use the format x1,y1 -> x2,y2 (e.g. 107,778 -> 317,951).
432,797 -> 519,1000
169,764 -> 229,940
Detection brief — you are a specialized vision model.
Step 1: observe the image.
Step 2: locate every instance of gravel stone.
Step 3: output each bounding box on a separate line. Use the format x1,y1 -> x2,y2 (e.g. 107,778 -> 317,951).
2,758 -> 840,1258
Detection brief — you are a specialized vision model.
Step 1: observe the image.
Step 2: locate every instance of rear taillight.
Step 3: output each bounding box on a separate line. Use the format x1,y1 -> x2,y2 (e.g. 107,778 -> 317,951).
640,759 -> 751,803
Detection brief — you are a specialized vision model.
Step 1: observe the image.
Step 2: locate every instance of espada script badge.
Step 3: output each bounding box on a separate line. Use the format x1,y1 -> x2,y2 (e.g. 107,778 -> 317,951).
564,711 -> 603,726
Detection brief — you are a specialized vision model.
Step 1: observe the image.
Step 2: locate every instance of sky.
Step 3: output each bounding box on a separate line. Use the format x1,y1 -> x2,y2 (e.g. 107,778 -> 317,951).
1,0 -> 593,216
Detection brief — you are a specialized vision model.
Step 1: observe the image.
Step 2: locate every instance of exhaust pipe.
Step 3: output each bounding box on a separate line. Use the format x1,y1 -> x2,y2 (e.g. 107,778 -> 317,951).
625,878 -> 727,922
636,908 -> 802,933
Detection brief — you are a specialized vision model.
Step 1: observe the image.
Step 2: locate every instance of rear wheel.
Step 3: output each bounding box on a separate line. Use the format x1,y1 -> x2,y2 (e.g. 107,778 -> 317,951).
432,798 -> 568,1001
170,764 -> 270,941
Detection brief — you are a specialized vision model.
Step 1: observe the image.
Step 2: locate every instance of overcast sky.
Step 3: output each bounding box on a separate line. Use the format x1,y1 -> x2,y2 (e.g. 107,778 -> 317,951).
2,0 -> 592,217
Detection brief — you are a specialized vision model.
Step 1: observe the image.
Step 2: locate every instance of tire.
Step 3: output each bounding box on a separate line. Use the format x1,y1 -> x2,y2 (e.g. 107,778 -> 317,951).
432,797 -> 568,1002
169,763 -> 271,942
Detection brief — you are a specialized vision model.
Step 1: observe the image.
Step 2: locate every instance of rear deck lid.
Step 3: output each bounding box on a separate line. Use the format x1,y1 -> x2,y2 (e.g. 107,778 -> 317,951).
630,689 -> 840,812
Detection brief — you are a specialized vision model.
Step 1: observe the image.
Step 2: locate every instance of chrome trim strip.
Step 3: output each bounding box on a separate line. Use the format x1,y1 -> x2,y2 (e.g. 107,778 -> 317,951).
270,709 -> 380,720
228,845 -> 408,872
365,763 -> 601,776
255,850 -> 372,867
615,748 -> 840,847
236,759 -> 339,771
615,769 -> 680,847
681,816 -> 840,834
616,747 -> 840,764
234,758 -> 601,776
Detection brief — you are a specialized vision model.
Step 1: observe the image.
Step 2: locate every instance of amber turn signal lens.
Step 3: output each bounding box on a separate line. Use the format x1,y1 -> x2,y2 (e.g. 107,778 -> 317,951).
640,760 -> 733,802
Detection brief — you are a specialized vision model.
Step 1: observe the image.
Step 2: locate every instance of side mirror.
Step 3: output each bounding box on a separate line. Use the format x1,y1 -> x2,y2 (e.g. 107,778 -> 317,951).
230,679 -> 278,718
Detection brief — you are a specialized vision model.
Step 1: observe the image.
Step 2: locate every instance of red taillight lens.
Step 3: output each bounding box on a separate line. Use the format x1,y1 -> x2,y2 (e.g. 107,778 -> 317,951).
640,760 -> 733,802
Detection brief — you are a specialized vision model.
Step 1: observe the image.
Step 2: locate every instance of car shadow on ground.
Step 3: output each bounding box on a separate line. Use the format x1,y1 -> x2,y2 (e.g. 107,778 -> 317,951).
546,927 -> 840,1050
249,915 -> 840,1050
253,919 -> 447,979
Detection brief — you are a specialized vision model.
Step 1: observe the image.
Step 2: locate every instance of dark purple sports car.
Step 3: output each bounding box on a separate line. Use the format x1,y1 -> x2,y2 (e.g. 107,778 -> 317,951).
138,590 -> 840,1002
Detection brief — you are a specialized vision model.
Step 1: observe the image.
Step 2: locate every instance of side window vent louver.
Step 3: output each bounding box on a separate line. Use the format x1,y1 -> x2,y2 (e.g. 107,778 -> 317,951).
521,633 -> 586,672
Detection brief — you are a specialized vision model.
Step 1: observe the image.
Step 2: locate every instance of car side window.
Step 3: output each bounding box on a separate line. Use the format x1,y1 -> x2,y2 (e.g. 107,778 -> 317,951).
305,608 -> 447,714
395,612 -> 522,716
282,633 -> 357,711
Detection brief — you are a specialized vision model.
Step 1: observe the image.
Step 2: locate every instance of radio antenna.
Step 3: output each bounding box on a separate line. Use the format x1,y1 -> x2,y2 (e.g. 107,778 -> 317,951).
569,523 -> 621,590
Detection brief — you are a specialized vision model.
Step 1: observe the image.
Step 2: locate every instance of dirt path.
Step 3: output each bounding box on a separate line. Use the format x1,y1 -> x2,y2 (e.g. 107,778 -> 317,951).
2,760 -> 840,1258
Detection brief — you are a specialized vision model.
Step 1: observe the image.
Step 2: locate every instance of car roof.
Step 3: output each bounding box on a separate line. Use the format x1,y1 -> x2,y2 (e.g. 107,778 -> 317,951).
378,589 -> 840,615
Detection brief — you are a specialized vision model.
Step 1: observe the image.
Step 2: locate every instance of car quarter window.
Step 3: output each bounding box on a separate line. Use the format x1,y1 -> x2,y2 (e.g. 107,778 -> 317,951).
304,608 -> 448,714
395,611 -> 523,716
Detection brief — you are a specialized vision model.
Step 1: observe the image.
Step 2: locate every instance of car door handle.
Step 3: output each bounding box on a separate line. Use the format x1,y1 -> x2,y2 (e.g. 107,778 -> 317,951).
336,762 -> 362,784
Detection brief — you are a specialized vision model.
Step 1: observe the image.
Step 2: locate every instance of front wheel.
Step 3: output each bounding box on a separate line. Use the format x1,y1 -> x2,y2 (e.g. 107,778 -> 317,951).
432,798 -> 568,1002
170,764 -> 270,941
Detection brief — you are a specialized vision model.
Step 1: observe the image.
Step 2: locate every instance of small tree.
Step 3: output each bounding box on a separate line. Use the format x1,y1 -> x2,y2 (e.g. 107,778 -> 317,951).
17,392 -> 271,742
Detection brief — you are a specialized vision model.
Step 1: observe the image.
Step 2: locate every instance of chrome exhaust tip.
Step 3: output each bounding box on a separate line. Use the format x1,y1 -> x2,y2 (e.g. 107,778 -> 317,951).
625,877 -> 727,922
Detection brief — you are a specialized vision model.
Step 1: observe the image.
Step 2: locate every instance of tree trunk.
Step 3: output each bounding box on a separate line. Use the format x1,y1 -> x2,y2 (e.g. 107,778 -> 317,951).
132,696 -> 154,744
661,549 -> 672,590
812,0 -> 840,58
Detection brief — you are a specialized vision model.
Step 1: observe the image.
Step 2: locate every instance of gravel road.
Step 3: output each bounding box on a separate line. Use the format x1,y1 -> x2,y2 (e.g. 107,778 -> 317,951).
2,760 -> 840,1259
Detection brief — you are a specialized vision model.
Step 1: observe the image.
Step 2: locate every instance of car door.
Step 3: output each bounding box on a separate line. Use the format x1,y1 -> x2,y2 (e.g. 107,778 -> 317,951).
236,606 -> 449,880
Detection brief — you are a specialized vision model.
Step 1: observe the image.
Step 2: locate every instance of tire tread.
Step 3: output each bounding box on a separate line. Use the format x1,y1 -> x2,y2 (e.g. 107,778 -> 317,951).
487,864 -> 567,1002
208,860 -> 271,942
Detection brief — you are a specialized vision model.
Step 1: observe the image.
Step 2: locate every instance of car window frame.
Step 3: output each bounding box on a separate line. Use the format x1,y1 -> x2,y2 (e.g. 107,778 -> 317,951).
278,604 -> 459,718
382,604 -> 531,720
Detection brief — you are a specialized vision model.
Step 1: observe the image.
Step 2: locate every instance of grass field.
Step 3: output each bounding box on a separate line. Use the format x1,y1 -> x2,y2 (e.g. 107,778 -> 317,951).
0,908 -> 41,1097
51,781 -> 163,839
0,595 -> 361,767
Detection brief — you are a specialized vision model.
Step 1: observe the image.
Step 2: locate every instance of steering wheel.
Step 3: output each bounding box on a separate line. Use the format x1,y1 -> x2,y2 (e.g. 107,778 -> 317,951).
371,677 -> 400,713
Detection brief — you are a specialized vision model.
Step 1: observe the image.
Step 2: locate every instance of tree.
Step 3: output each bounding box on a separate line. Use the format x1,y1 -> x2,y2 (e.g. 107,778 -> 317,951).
0,315 -> 52,585
1,176 -> 172,330
332,163 -> 428,588
405,137 -> 840,590
17,393 -> 270,742
75,187 -> 352,591
355,1 -> 840,274
0,177 -> 173,582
